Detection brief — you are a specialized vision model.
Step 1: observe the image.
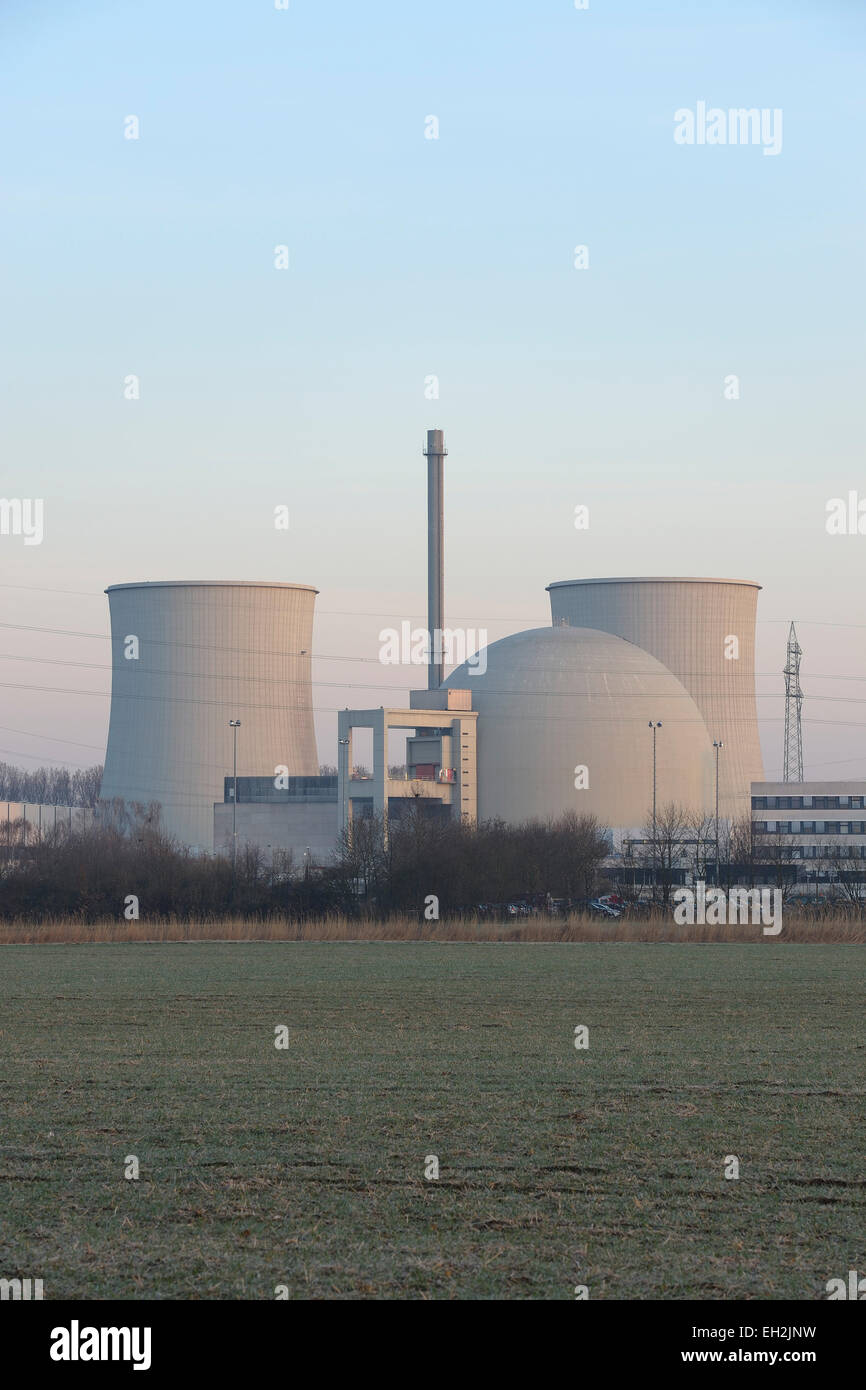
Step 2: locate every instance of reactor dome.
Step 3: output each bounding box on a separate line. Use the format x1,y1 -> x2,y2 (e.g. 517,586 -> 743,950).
443,626 -> 715,830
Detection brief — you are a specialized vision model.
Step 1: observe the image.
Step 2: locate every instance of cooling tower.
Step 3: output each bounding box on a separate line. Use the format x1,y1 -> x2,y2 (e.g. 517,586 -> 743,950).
444,626 -> 715,828
100,581 -> 318,849
546,578 -> 764,818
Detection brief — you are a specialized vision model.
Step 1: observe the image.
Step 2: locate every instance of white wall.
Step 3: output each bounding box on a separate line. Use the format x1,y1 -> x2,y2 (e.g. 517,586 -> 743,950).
214,801 -> 338,865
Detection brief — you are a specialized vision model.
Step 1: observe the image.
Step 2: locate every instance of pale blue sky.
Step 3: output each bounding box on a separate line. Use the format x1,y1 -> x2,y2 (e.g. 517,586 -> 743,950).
1,0 -> 864,779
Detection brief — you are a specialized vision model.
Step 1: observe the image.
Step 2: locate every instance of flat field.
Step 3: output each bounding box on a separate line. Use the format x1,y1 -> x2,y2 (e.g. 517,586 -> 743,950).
0,942 -> 863,1299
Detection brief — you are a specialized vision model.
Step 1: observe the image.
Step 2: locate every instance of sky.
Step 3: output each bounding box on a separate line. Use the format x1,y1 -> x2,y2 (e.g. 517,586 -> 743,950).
1,0 -> 864,781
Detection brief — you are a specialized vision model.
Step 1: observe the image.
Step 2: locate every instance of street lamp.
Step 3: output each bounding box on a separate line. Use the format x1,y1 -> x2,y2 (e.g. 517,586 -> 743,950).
649,721 -> 662,901
229,719 -> 242,861
338,736 -> 350,841
713,740 -> 724,886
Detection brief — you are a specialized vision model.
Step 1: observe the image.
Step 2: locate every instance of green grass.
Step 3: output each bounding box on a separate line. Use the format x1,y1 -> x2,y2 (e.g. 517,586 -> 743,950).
1,942 -> 864,1300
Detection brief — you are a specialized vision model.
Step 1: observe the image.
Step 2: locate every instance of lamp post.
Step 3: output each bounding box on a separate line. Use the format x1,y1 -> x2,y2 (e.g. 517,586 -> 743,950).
229,719 -> 241,862
713,739 -> 724,887
338,736 -> 350,843
649,721 -> 662,901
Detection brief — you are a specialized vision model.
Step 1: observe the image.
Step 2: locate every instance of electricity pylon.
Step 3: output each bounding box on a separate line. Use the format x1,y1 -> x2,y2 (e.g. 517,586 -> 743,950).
783,621 -> 804,782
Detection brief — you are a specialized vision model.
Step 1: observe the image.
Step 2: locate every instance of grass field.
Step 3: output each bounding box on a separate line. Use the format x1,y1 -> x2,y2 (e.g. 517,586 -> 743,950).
1,942 -> 864,1300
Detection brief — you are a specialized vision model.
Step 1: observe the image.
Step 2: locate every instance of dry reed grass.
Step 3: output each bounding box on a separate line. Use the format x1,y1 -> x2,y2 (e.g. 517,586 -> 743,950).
2,910 -> 864,945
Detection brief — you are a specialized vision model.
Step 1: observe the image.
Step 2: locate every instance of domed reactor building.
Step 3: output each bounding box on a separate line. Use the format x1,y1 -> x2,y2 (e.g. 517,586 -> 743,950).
434,578 -> 764,830
442,624 -> 716,829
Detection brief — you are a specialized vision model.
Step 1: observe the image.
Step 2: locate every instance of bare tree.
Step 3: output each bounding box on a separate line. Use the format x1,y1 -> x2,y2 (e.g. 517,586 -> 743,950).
752,824 -> 799,898
819,841 -> 866,907
639,802 -> 693,909
0,761 -> 103,807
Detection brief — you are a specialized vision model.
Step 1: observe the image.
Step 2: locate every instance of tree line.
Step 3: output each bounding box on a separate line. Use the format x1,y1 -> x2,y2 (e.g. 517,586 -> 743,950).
0,762 -> 103,808
0,806 -> 610,922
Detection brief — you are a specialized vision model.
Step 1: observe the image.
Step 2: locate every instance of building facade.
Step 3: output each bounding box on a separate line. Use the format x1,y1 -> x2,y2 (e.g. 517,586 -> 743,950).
751,780 -> 866,873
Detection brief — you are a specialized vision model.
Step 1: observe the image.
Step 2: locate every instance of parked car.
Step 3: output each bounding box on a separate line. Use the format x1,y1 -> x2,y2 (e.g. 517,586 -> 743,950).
589,898 -> 621,919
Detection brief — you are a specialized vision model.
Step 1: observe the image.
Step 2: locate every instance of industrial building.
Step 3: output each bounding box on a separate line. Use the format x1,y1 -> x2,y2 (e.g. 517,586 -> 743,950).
338,689 -> 477,835
439,625 -> 714,828
95,430 -> 862,873
213,776 -> 338,864
751,782 -> 866,869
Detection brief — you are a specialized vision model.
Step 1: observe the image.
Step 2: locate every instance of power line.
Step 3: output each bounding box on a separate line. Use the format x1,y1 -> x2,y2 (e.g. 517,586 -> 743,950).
1,633 -> 866,686
0,745 -> 98,769
2,678 -> 866,737
2,583 -> 866,630
0,724 -> 105,751
4,655 -> 866,710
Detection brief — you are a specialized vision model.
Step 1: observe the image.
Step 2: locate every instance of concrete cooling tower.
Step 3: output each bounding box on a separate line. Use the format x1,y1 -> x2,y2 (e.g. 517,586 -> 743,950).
546,578 -> 764,818
100,581 -> 318,849
443,626 -> 715,829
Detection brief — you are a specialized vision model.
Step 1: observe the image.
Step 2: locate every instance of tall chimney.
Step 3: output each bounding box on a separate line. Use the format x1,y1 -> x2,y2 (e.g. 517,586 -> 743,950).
424,428 -> 446,689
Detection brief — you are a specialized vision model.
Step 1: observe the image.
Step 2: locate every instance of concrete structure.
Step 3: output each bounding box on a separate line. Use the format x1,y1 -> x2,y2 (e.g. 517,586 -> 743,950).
547,577 -> 764,818
442,626 -> 714,829
338,690 -> 478,836
2,802 -> 94,842
424,429 -> 446,689
100,581 -> 319,849
751,781 -> 866,868
215,803 -> 337,864
214,775 -> 338,863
